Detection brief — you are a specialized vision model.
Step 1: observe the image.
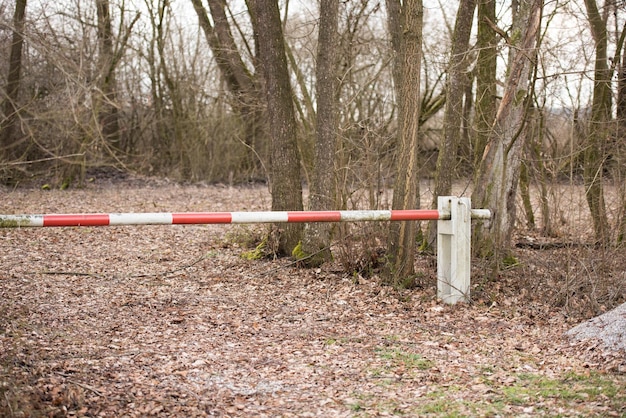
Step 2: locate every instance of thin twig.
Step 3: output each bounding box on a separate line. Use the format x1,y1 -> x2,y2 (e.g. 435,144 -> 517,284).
34,271 -> 105,279
31,252 -> 216,281
55,372 -> 103,396
1,153 -> 86,167
4,391 -> 14,418
129,252 -> 212,279
68,379 -> 103,396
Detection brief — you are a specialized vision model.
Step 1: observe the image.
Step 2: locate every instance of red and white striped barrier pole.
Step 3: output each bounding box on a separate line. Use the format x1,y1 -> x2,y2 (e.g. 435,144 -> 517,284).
0,197 -> 491,305
0,208 -> 490,227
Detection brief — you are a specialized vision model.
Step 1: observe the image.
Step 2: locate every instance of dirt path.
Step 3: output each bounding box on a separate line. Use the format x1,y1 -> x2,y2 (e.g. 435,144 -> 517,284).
1,182 -> 624,416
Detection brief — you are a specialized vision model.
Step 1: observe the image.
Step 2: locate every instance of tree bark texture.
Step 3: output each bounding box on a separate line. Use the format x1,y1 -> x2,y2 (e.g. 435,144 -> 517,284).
435,0 -> 476,193
385,0 -> 423,286
472,0 -> 542,257
301,0 -> 340,266
617,45 -> 626,242
472,0 -> 497,167
429,0 -> 476,246
249,0 -> 304,255
1,0 -> 27,166
96,0 -> 121,144
583,0 -> 611,244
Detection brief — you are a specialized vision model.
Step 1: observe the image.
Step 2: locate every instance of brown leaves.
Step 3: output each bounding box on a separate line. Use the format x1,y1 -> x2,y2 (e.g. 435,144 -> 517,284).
1,183 -> 625,416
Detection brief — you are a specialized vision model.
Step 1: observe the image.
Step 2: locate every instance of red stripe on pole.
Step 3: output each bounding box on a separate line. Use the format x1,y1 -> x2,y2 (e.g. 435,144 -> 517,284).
43,214 -> 110,227
172,212 -> 232,224
390,209 -> 441,221
288,211 -> 342,222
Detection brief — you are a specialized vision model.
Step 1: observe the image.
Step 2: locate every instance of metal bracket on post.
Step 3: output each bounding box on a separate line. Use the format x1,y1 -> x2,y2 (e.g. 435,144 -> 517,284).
437,196 -> 471,304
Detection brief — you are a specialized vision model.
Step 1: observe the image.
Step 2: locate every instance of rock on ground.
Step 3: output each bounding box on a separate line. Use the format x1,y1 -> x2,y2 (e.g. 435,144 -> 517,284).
566,303 -> 626,352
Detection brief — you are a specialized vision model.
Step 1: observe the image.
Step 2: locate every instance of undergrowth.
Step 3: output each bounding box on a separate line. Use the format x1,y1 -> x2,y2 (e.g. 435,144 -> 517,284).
473,243 -> 626,320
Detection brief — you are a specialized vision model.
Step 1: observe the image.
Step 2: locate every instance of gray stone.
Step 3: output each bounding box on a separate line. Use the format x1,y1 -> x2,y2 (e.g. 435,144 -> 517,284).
566,303 -> 626,352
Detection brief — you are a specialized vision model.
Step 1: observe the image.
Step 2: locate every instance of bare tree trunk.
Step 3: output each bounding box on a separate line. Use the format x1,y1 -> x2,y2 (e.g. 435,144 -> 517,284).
530,108 -> 555,236
249,0 -> 303,255
472,0 -> 542,257
428,0 -> 476,246
1,0 -> 27,170
385,0 -> 423,287
583,0 -> 611,245
300,0 -> 339,266
617,43 -> 626,242
96,0 -> 120,145
190,0 -> 265,175
473,0 -> 497,167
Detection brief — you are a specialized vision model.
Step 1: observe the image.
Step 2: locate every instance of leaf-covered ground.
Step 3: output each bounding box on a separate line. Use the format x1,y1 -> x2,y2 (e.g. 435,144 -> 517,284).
1,178 -> 624,417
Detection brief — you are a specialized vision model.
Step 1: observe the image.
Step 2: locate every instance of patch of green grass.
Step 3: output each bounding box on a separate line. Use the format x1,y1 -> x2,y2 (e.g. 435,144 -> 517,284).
353,367 -> 625,417
323,336 -> 350,346
416,393 -> 468,418
406,386 -> 493,417
348,402 -> 364,412
375,347 -> 433,371
501,384 -> 531,405
419,399 -> 448,414
499,371 -> 624,406
346,393 -> 412,416
383,335 -> 401,343
474,370 -> 626,416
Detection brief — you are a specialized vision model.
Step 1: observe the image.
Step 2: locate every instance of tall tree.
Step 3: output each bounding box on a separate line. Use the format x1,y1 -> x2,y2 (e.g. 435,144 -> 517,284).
95,0 -> 139,148
617,28 -> 626,243
190,0 -> 265,174
1,0 -> 27,170
95,0 -> 120,144
300,0 -> 340,266
385,0 -> 424,287
249,0 -> 304,255
472,0 -> 542,257
473,0 -> 498,167
429,0 -> 476,246
582,0 -> 612,244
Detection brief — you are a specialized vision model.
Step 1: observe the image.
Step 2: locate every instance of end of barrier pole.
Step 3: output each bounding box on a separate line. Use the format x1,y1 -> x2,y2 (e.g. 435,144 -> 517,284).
471,208 -> 492,220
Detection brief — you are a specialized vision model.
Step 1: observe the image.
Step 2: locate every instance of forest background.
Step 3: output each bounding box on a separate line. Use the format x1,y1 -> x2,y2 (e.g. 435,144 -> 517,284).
1,0 -> 625,300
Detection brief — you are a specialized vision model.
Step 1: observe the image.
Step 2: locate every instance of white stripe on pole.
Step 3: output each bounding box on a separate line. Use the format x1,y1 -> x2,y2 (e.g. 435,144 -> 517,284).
231,211 -> 289,223
0,215 -> 44,227
109,213 -> 173,225
340,210 -> 392,222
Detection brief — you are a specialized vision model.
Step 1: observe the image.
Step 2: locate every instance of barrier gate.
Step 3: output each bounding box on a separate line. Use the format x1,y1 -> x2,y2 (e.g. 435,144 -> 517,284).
1,196 -> 490,304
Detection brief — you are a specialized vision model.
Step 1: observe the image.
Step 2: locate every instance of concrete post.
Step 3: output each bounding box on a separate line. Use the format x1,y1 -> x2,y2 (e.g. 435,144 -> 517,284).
437,196 -> 471,304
